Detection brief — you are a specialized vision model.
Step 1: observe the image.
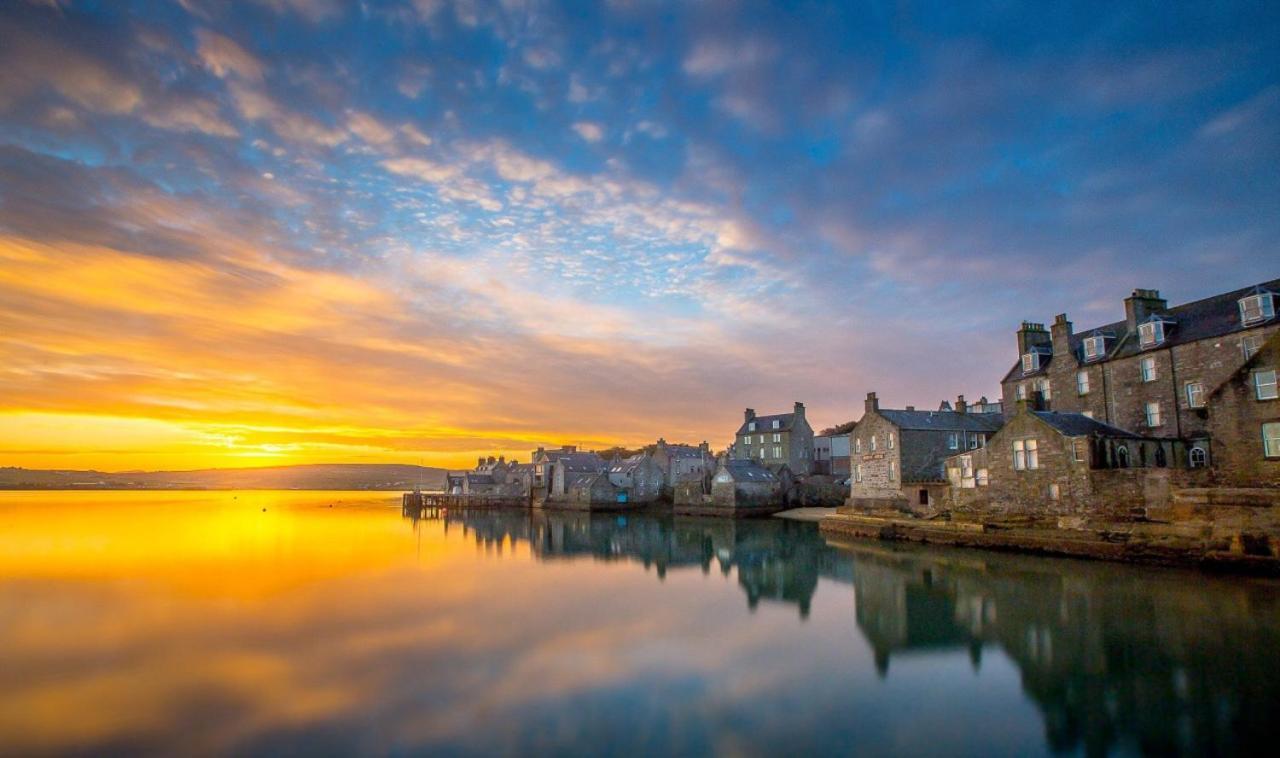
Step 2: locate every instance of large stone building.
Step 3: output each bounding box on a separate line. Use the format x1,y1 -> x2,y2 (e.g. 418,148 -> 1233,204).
733,402 -> 815,475
606,452 -> 665,504
848,392 -> 1004,513
650,439 -> 715,498
1203,331 -> 1280,486
1000,280 -> 1280,468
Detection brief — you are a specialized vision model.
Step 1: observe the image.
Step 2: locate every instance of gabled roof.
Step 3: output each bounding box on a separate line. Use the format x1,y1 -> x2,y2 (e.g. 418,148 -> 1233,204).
721,459 -> 779,482
1029,411 -> 1147,439
877,409 -> 1004,433
663,444 -> 708,460
736,412 -> 799,435
557,452 -> 607,473
610,453 -> 650,474
1002,277 -> 1280,383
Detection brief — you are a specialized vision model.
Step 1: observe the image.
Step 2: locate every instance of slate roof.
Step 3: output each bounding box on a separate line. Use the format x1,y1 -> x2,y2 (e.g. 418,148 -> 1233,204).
877,409 -> 1004,433
609,454 -> 649,474
1030,411 -> 1147,439
736,412 -> 798,435
721,459 -> 779,482
465,473 -> 495,485
558,452 -> 607,473
663,444 -> 708,460
1002,278 -> 1280,383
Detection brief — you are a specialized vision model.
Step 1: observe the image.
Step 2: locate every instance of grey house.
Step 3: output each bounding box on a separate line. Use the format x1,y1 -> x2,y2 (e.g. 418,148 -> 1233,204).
734,402 -> 815,475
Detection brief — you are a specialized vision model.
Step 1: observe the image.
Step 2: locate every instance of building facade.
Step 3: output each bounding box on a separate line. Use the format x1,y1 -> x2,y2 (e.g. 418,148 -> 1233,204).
1204,331 -> 1280,486
650,439 -> 715,497
606,452 -> 665,503
814,433 -> 852,476
734,402 -> 815,475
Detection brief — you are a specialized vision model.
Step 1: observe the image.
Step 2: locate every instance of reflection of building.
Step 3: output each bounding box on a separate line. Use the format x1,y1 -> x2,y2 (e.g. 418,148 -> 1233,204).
840,540 -> 1280,756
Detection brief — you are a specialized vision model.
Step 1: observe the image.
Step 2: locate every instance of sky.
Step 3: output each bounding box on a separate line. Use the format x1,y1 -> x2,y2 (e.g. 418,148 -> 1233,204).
0,0 -> 1277,471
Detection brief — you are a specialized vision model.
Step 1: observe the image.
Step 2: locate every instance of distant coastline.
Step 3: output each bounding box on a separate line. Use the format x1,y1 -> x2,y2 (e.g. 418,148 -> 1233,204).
0,464 -> 448,492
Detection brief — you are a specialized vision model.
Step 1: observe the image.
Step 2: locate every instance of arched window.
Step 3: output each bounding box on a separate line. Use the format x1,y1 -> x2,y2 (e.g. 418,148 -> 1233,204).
1189,447 -> 1207,468
1116,446 -> 1130,468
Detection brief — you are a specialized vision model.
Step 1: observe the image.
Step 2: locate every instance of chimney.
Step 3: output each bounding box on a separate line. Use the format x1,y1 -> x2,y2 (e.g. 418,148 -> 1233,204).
905,405 -> 915,412
956,395 -> 967,414
1050,313 -> 1073,357
793,401 -> 805,418
865,392 -> 879,414
565,445 -> 577,453
477,457 -> 485,467
1016,321 -> 1051,356
1124,288 -> 1167,333
744,408 -> 756,423
487,456 -> 495,465
699,441 -> 709,453
498,455 -> 505,463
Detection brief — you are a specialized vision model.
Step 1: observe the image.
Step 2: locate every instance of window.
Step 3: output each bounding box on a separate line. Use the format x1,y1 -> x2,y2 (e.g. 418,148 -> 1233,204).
1183,381 -> 1204,409
1084,336 -> 1105,361
1022,352 -> 1041,373
1048,483 -> 1060,501
870,435 -> 877,452
772,419 -> 780,429
1145,402 -> 1162,427
960,455 -> 973,478
773,446 -> 782,459
855,438 -> 862,454
976,469 -> 989,486
888,433 -> 895,449
747,422 -> 755,432
855,465 -> 862,483
1013,439 -> 1038,470
948,433 -> 959,450
1189,447 -> 1207,468
1140,356 -> 1157,382
772,433 -> 781,442
1016,383 -> 1027,400
1036,378 -> 1052,401
1077,370 -> 1090,395
1073,438 -> 1087,463
1239,293 -> 1275,326
1264,423 -> 1280,458
968,433 -> 979,450
888,461 -> 896,480
759,435 -> 766,444
1255,369 -> 1278,401
1116,446 -> 1130,468
1139,321 -> 1165,348
919,489 -> 929,505
1242,335 -> 1264,361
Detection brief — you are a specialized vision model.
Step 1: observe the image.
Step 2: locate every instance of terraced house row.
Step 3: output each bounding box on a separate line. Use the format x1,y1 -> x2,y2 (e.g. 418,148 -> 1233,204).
847,277 -> 1280,519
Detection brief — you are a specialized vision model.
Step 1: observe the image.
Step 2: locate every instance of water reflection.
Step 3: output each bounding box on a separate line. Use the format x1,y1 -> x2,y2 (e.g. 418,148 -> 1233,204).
0,492 -> 1276,756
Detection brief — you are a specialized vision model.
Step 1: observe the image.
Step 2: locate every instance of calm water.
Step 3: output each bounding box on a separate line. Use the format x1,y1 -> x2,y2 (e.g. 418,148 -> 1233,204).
2,492 -> 1278,757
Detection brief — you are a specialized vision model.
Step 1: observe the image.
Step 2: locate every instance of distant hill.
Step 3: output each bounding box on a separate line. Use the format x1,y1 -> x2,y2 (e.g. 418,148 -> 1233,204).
0,464 -> 449,491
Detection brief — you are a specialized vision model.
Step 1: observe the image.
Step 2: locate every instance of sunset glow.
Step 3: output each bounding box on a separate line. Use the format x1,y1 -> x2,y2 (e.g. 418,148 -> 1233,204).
2,1 -> 1277,470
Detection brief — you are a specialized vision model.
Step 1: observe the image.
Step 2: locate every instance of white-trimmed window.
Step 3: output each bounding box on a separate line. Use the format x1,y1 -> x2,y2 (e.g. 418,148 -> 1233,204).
1016,383 -> 1027,400
1189,447 -> 1207,468
772,433 -> 781,442
1185,381 -> 1205,409
759,435 -> 765,444
1242,335 -> 1264,361
747,422 -> 755,432
772,419 -> 780,429
1255,370 -> 1278,400
773,446 -> 782,459
1145,402 -> 1162,428
976,469 -> 989,486
888,461 -> 896,480
1140,356 -> 1157,383
870,435 -> 878,452
1048,483 -> 1060,501
855,438 -> 862,454
1073,438 -> 1087,463
1022,352 -> 1041,373
1077,370 -> 1090,395
1264,423 -> 1280,458
948,433 -> 959,450
1239,293 -> 1275,326
1036,378 -> 1052,401
1013,439 -> 1039,470
968,433 -> 979,450
1139,321 -> 1166,348
1083,335 -> 1106,361
887,433 -> 895,449
855,464 -> 862,483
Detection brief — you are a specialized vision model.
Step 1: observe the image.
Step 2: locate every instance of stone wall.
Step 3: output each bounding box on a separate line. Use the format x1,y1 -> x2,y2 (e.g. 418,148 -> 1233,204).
1205,335 -> 1280,486
849,411 -> 903,506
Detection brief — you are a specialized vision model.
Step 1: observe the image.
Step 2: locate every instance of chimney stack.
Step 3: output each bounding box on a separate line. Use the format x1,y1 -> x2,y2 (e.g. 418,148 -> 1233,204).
1124,288 -> 1167,333
865,392 -> 879,414
906,405 -> 915,412
1017,321 -> 1051,356
477,456 -> 485,467
956,395 -> 967,414
744,408 -> 756,423
1050,313 -> 1073,358
793,401 -> 805,418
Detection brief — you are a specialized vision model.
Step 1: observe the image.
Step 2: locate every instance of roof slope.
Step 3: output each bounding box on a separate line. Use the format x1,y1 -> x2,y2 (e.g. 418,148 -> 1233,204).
1030,411 -> 1146,439
878,409 -> 1004,433
721,459 -> 779,482
736,412 -> 799,435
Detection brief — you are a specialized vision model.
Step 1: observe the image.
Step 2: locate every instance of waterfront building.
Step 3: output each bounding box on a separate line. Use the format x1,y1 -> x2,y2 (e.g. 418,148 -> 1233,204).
674,456 -> 787,517
607,452 -> 665,503
847,392 -> 1004,514
814,432 -> 851,476
733,402 -> 815,475
546,451 -> 608,501
650,439 -> 715,497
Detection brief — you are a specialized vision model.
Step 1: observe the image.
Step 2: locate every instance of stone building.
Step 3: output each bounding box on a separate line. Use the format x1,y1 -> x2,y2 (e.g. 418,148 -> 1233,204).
531,445 -> 583,495
650,439 -> 715,497
942,406 -> 1184,519
606,452 -> 665,503
545,451 -> 608,501
1203,331 -> 1280,486
1000,280 -> 1280,467
847,392 -> 1004,513
733,402 -> 815,475
564,472 -> 632,511
675,456 -> 787,517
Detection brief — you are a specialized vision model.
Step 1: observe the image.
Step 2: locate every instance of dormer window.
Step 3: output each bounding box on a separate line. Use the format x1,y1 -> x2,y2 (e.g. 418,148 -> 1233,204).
747,422 -> 755,432
1138,320 -> 1168,349
1083,335 -> 1106,361
772,420 -> 780,429
1021,352 -> 1040,373
1239,293 -> 1275,326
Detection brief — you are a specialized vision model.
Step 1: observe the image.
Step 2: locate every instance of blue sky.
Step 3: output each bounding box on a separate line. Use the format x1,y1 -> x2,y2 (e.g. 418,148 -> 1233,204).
0,0 -> 1277,468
